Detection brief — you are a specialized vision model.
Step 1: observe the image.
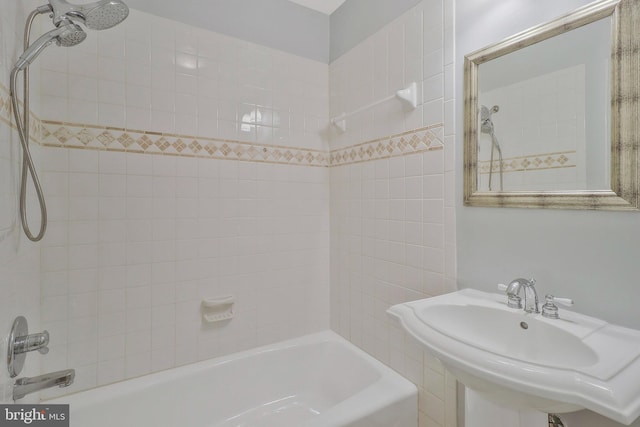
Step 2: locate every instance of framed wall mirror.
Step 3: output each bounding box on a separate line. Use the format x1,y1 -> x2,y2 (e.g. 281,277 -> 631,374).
463,0 -> 639,210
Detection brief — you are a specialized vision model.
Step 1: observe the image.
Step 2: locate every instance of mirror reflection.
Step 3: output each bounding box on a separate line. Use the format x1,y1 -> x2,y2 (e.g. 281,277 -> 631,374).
476,18 -> 612,192
464,0 -> 639,210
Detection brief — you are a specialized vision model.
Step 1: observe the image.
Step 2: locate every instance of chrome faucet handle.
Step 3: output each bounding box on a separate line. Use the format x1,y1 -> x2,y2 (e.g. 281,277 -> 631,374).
497,283 -> 522,309
542,294 -> 574,319
14,330 -> 49,355
7,317 -> 50,378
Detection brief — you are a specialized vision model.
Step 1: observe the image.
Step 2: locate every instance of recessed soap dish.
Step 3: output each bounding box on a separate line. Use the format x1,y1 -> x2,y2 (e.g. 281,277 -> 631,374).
201,296 -> 235,323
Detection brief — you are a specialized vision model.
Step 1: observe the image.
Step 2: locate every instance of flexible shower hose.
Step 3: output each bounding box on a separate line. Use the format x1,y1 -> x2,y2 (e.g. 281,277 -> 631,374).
8,9 -> 48,242
9,68 -> 47,242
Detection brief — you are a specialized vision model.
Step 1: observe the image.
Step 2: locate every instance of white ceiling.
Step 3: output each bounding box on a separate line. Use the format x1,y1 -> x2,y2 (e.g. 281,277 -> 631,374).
287,0 -> 347,15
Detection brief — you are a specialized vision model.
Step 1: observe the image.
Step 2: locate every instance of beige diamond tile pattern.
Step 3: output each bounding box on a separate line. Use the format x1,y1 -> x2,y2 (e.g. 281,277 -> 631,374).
219,143 -> 231,156
117,133 -> 135,148
258,148 -> 270,160
53,126 -> 74,144
330,125 -> 444,166
155,137 -> 171,152
96,130 -> 115,147
174,139 -> 186,153
37,119 -> 330,167
138,135 -> 154,150
29,114 -> 41,142
76,128 -> 95,145
188,140 -> 202,153
40,126 -> 51,140
7,96 -> 443,168
204,143 -> 218,156
478,151 -> 577,175
233,144 -> 245,158
284,150 -> 294,161
246,146 -> 259,159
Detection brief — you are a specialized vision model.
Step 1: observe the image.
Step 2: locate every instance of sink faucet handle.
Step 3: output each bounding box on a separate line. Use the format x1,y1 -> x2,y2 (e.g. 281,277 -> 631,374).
548,295 -> 573,307
497,283 -> 507,292
542,294 -> 574,319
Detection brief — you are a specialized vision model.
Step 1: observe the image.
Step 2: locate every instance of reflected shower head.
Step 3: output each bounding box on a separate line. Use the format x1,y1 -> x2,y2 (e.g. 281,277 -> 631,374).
14,19 -> 86,71
480,105 -> 499,121
480,105 -> 499,134
49,0 -> 129,30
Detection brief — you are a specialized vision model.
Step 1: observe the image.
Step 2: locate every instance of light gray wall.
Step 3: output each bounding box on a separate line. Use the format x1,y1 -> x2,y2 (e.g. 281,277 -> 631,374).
329,0 -> 422,61
456,2 -> 640,425
125,0 -> 424,64
125,0 -> 330,63
455,0 -> 640,327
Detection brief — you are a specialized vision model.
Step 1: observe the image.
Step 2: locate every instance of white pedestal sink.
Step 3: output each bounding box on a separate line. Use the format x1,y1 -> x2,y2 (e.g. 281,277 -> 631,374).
388,289 -> 640,425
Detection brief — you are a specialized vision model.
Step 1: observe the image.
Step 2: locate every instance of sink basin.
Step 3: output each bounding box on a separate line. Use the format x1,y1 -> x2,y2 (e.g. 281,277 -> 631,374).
417,305 -> 598,369
388,289 -> 640,425
420,304 -> 599,368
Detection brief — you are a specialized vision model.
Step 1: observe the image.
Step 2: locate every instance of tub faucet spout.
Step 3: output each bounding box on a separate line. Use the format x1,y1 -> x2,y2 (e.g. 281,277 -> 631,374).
506,278 -> 539,314
13,369 -> 75,400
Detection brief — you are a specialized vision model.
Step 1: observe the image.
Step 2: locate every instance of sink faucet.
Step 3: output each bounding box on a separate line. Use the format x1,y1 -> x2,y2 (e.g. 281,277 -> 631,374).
506,278 -> 539,313
13,369 -> 75,400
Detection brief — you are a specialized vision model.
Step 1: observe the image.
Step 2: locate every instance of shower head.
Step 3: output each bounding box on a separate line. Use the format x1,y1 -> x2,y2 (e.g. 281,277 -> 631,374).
480,105 -> 499,134
48,0 -> 129,30
480,105 -> 499,122
56,21 -> 88,46
14,19 -> 86,71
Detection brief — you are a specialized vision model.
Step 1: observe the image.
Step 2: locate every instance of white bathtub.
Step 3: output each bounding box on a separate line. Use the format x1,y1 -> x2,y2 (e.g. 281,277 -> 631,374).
48,331 -> 417,427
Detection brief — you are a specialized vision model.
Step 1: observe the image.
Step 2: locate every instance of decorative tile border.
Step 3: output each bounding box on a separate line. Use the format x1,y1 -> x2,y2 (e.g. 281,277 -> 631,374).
478,150 -> 577,174
330,124 -> 444,166
39,120 -> 443,168
2,82 -> 443,168
0,83 -> 42,143
40,120 -> 330,167
0,84 -> 10,127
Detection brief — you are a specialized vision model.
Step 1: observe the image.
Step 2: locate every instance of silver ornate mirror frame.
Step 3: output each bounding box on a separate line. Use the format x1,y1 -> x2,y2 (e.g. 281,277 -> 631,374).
464,0 -> 639,210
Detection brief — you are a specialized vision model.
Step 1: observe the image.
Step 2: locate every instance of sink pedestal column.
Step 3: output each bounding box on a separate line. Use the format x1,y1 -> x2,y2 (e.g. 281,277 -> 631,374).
465,389 -> 548,427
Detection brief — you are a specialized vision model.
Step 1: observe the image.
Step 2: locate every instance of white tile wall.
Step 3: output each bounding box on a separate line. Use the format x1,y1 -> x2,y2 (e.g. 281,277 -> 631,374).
0,0 -> 44,404
38,9 -> 329,152
34,8 -> 331,398
329,1 -> 457,427
2,5 -> 457,427
39,148 -> 330,397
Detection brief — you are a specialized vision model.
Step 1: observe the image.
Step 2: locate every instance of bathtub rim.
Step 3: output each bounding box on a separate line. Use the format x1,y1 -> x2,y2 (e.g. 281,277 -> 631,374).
45,329 -> 417,414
